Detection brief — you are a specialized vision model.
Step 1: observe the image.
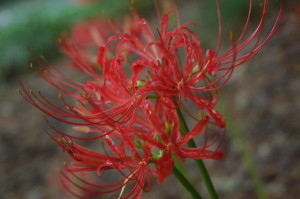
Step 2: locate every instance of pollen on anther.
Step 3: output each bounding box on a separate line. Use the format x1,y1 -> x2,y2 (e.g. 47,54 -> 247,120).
58,93 -> 63,99
29,63 -> 33,69
129,0 -> 135,11
40,55 -> 46,60
64,161 -> 68,166
17,88 -> 21,93
57,38 -> 62,44
57,168 -> 61,172
100,139 -> 105,144
29,89 -> 33,94
199,111 -> 205,119
229,31 -> 234,41
62,137 -> 67,143
55,137 -> 61,142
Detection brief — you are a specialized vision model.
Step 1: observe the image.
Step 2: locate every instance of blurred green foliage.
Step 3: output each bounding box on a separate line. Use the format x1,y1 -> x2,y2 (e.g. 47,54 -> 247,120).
0,0 -> 137,82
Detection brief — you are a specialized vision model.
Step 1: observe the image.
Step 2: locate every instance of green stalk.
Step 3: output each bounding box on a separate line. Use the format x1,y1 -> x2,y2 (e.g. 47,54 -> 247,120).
173,166 -> 203,199
177,108 -> 219,199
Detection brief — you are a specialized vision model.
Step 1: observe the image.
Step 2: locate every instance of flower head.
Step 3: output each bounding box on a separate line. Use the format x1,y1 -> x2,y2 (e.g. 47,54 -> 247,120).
20,0 -> 283,198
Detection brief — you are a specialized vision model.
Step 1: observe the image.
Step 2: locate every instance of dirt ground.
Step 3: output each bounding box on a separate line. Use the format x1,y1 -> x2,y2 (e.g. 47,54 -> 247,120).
0,7 -> 299,199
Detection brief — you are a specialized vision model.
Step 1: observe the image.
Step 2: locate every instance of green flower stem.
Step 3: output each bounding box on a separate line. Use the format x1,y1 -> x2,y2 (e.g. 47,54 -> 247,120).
177,108 -> 219,199
173,166 -> 203,199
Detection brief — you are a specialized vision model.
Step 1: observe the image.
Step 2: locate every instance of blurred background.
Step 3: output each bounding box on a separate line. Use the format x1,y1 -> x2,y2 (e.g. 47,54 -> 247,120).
0,0 -> 299,198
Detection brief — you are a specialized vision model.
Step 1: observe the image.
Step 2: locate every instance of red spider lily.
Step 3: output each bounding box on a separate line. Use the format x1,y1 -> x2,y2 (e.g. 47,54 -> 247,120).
101,0 -> 283,126
139,100 -> 224,183
20,0 -> 283,198
48,129 -> 157,199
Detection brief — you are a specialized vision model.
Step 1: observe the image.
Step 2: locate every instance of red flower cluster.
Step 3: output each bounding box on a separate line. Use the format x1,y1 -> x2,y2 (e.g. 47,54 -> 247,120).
20,1 -> 283,198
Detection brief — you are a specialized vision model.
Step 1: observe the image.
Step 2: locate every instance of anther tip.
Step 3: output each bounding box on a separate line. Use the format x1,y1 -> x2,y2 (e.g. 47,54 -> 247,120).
57,38 -> 62,44
229,31 -> 234,41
